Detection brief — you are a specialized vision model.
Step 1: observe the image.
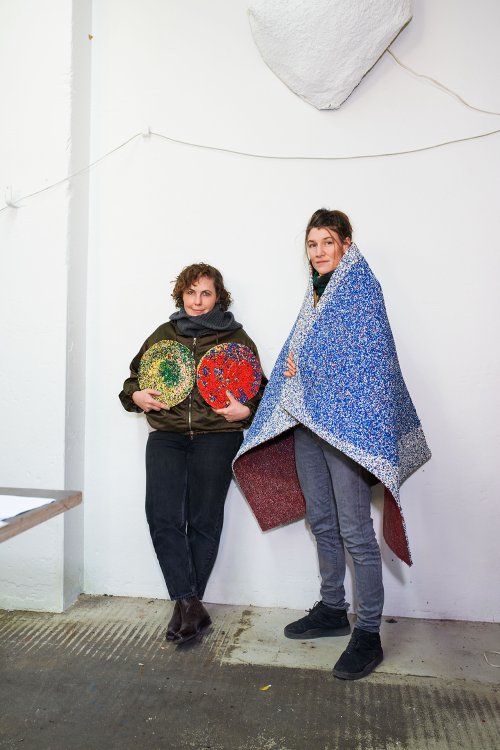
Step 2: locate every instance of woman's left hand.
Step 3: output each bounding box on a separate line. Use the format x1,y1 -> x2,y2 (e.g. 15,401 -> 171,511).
213,391 -> 251,422
284,350 -> 297,377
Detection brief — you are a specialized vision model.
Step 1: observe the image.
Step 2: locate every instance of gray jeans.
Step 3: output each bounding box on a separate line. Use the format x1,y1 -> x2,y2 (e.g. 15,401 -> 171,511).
294,426 -> 384,632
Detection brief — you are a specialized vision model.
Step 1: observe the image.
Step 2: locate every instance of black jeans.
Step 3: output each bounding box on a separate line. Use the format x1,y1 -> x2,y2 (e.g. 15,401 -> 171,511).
145,430 -> 243,600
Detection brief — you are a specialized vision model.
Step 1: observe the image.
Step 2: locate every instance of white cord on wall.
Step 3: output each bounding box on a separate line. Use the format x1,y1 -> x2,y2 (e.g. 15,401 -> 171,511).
1,54 -> 499,214
387,49 -> 500,117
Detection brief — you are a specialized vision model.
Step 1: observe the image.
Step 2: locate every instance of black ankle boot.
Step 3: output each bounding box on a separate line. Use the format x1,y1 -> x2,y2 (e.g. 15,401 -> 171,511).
284,601 -> 351,639
174,597 -> 212,645
165,600 -> 181,641
332,627 -> 383,680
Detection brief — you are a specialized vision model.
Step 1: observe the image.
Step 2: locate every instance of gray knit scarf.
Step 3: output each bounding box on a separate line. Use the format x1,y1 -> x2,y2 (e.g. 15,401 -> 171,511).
169,303 -> 242,338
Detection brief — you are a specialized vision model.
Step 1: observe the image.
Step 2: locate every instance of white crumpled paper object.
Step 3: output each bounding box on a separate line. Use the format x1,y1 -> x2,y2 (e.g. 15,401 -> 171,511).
248,0 -> 412,109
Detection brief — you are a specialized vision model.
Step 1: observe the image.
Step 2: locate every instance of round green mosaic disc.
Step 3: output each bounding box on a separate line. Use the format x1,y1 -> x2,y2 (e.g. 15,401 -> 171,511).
138,340 -> 195,408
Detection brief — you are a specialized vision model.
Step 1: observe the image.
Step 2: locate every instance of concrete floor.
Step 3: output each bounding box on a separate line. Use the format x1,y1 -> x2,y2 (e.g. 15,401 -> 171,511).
1,595 -> 499,749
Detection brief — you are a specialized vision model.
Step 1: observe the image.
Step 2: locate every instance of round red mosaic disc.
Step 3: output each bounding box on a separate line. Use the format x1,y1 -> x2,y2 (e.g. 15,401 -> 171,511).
197,343 -> 262,409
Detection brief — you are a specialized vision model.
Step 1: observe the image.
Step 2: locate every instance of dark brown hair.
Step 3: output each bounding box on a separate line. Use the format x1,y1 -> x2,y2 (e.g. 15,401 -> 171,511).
171,263 -> 232,311
305,208 -> 353,245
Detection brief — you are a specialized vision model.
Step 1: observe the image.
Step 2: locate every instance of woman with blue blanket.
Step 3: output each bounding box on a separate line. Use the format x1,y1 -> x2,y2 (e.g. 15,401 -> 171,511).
233,209 -> 430,680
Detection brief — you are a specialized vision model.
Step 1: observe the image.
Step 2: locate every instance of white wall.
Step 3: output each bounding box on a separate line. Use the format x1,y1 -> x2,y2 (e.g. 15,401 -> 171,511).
0,0 -> 72,490
0,0 -> 90,610
84,0 -> 500,622
1,0 -> 498,621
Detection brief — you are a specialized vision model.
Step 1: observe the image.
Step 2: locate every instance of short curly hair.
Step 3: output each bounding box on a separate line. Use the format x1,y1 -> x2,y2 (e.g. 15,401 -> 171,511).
172,263 -> 232,311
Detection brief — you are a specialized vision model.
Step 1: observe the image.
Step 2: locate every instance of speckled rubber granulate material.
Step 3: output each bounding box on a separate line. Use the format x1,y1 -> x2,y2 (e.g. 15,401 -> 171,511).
234,244 -> 431,565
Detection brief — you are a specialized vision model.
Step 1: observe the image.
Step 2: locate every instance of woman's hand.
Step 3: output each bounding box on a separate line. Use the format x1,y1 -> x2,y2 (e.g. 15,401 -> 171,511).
132,389 -> 170,412
284,351 -> 297,378
213,391 -> 251,422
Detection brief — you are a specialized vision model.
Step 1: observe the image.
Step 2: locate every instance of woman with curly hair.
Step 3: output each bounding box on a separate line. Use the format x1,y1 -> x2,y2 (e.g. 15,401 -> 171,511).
120,263 -> 265,644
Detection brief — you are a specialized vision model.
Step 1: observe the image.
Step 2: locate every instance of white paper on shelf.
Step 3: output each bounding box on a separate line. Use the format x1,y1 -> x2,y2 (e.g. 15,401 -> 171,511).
0,496 -> 56,522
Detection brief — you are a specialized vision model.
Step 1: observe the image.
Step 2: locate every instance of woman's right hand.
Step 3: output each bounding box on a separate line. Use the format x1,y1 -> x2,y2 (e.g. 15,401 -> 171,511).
132,389 -> 170,412
284,351 -> 297,378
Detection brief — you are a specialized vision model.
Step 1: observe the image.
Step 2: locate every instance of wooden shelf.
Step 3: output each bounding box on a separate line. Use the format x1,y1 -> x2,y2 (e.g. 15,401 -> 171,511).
0,488 -> 82,544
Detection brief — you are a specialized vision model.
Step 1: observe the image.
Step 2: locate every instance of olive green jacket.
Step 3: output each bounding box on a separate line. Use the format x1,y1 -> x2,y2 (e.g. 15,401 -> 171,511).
119,321 -> 266,434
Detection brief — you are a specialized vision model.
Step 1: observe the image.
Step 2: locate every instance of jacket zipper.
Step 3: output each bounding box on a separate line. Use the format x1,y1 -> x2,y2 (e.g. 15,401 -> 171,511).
188,337 -> 197,438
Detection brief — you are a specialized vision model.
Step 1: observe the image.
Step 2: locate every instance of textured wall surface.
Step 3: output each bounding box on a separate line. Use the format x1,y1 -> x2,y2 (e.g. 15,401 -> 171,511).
83,0 -> 500,621
0,0 -> 89,611
1,0 -> 499,622
248,0 -> 412,108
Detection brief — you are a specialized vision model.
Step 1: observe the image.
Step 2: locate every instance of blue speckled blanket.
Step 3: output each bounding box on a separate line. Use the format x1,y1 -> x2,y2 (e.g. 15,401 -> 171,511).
234,244 -> 431,565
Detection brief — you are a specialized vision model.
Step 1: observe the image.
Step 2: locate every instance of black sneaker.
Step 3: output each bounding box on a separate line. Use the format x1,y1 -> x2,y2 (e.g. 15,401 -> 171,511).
284,601 -> 351,639
332,627 -> 383,680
